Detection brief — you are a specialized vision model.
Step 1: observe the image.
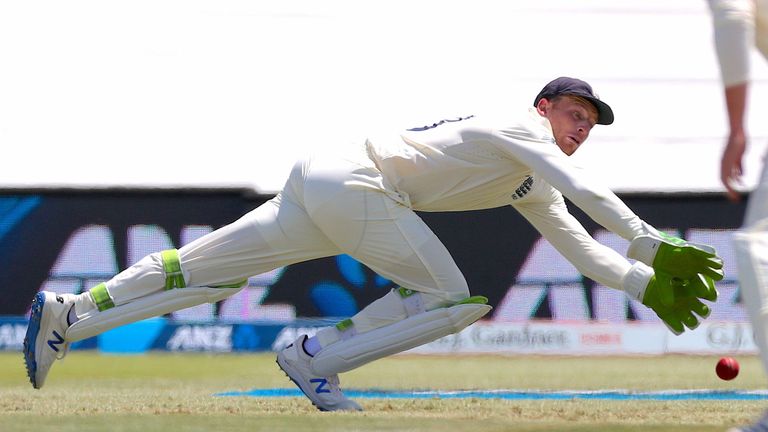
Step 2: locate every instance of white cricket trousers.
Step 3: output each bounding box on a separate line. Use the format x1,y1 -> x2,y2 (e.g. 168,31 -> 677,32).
103,150 -> 470,332
733,154 -> 768,377
731,0 -> 768,375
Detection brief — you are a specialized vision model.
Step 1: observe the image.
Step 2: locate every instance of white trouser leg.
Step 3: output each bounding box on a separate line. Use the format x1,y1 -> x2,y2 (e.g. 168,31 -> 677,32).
735,158 -> 768,376
733,229 -> 768,376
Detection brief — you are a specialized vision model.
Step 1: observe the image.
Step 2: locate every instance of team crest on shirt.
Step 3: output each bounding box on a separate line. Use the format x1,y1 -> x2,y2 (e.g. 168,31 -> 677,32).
511,175 -> 534,200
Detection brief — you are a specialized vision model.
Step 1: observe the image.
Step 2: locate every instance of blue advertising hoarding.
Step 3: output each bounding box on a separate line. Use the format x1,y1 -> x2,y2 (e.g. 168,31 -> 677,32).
0,189 -> 747,352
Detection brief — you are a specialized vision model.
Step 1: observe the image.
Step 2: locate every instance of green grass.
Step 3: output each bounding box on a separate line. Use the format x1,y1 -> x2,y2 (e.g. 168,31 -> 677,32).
0,352 -> 765,431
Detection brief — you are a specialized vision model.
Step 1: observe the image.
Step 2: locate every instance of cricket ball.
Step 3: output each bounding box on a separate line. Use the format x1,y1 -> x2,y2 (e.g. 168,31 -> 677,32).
716,357 -> 740,381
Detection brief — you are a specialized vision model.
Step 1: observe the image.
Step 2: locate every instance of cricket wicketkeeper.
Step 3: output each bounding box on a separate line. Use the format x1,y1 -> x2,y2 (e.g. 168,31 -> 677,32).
24,76 -> 724,411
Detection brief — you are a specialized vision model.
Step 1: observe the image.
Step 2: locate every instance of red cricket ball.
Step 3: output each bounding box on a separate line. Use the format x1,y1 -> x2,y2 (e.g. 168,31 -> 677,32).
716,357 -> 740,381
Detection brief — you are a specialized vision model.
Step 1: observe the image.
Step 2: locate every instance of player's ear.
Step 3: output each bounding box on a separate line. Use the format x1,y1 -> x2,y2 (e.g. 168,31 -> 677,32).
536,98 -> 551,117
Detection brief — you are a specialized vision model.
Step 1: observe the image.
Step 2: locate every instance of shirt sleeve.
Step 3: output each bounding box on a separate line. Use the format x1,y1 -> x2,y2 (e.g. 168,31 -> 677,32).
512,196 -> 632,290
708,0 -> 755,87
487,125 -> 657,241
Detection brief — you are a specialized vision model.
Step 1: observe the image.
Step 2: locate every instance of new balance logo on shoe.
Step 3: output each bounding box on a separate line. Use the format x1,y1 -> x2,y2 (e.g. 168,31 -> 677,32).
47,330 -> 65,352
310,378 -> 331,394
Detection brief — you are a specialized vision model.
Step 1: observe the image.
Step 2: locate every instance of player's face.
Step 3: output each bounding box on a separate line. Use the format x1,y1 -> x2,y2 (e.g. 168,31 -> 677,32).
538,96 -> 598,156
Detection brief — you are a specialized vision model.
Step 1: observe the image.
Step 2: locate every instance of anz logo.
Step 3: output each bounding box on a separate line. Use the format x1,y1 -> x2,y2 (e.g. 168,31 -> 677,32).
511,176 -> 534,200
166,325 -> 233,352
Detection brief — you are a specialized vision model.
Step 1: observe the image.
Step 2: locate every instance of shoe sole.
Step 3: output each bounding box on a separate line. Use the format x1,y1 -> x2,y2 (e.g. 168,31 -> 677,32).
275,355 -> 329,412
23,292 -> 45,389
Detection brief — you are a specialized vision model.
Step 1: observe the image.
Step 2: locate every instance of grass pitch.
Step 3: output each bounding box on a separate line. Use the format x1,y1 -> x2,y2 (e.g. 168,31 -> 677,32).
0,351 -> 765,431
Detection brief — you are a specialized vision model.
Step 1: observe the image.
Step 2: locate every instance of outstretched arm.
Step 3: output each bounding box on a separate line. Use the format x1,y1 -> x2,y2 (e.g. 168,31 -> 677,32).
489,121 -> 724,296
513,198 -> 631,290
514,199 -> 717,334
489,126 -> 657,241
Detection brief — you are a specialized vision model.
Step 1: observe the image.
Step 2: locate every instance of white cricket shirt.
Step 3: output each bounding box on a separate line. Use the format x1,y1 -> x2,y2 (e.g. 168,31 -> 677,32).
364,108 -> 658,290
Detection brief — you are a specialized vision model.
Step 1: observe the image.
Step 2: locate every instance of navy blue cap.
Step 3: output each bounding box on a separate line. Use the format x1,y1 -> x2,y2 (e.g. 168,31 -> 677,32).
533,77 -> 614,125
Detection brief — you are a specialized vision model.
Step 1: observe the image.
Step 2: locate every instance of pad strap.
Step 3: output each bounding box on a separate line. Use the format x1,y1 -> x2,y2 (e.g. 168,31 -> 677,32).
335,318 -> 357,341
89,282 -> 115,312
161,249 -> 186,290
397,287 -> 425,317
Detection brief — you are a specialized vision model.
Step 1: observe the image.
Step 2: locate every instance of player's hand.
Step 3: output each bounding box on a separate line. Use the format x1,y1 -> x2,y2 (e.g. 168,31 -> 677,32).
641,271 -> 718,335
721,132 -> 746,202
627,232 -> 724,282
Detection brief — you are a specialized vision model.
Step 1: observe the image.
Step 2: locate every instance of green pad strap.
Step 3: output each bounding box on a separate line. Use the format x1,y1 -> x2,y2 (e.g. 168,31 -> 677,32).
335,318 -> 354,332
89,283 -> 115,312
455,295 -> 488,305
161,249 -> 186,290
396,287 -> 418,298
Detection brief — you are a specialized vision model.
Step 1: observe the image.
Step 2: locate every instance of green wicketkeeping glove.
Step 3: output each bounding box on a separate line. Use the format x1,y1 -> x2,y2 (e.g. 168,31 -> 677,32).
627,232 -> 725,283
624,263 -> 718,335
641,272 -> 718,334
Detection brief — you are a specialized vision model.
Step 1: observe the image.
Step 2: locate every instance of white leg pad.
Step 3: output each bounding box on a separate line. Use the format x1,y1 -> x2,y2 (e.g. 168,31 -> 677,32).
309,303 -> 491,376
64,286 -> 243,342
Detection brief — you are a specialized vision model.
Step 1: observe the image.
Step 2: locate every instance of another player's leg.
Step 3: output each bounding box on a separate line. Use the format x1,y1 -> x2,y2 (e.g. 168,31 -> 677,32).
733,227 -> 768,376
728,228 -> 768,432
728,161 -> 768,432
